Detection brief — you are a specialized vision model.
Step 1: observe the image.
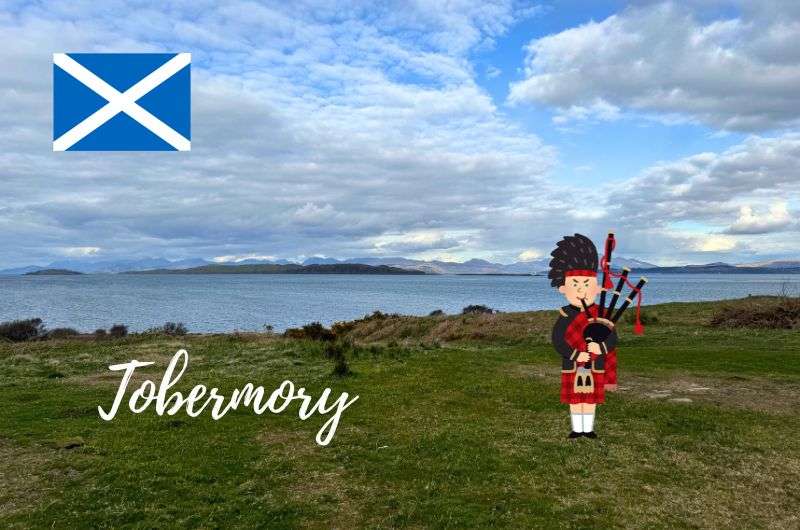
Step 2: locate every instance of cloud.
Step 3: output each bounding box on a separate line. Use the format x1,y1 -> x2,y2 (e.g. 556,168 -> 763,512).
509,1 -> 800,131
692,234 -> 736,252
370,230 -> 467,254
0,0 -> 562,267
724,202 -> 793,234
517,248 -> 542,261
59,246 -> 102,257
2,0 -> 799,268
551,99 -> 621,125
508,132 -> 800,265
610,133 -> 800,228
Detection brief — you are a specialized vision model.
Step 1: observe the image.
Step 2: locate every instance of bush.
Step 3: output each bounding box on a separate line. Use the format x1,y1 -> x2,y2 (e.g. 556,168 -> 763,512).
462,304 -> 495,315
284,322 -> 336,341
46,327 -> 80,339
146,322 -> 188,336
0,318 -> 46,342
324,340 -> 352,377
108,324 -> 129,338
623,310 -> 659,325
94,328 -> 107,339
710,297 -> 800,330
164,322 -> 188,336
331,321 -> 354,337
429,309 -> 445,316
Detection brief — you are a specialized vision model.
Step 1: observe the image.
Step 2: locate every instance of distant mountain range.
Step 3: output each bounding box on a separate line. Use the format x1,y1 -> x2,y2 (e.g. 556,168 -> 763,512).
0,257 -> 209,275
3,256 -> 800,276
126,263 -> 424,275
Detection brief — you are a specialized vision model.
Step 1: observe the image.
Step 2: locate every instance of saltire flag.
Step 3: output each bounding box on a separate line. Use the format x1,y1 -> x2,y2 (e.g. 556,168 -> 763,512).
53,53 -> 191,151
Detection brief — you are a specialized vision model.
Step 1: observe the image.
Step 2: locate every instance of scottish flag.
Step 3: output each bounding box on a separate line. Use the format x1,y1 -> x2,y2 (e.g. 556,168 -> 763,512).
53,53 -> 191,151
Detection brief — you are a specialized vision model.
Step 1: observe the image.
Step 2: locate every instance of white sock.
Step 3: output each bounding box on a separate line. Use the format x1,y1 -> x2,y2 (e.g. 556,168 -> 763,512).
571,413 -> 583,433
583,413 -> 595,433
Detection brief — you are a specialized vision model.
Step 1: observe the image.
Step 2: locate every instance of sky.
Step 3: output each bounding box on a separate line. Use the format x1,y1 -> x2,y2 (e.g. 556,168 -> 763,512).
1,0 -> 799,268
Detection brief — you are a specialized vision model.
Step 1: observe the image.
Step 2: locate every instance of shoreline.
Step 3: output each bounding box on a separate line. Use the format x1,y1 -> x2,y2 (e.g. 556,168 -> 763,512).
2,295 -> 793,339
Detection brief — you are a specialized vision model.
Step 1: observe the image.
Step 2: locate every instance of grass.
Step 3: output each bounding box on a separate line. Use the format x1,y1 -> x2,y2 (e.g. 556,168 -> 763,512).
0,297 -> 799,528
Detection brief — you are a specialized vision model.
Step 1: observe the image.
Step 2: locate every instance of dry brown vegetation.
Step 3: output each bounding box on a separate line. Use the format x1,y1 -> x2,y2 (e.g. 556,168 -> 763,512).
710,295 -> 800,330
336,310 -> 554,344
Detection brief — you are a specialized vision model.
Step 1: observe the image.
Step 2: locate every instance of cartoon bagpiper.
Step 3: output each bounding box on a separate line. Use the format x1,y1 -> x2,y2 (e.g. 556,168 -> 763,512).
548,233 -> 647,439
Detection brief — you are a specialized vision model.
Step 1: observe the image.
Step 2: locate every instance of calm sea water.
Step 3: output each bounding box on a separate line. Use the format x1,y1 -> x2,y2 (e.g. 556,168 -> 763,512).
0,273 -> 797,333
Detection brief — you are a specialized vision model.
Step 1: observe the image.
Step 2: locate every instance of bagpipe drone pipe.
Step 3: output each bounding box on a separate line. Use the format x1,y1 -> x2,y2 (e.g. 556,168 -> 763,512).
580,232 -> 648,346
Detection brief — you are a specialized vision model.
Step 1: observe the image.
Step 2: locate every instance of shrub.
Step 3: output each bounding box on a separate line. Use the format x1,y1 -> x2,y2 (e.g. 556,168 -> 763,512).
0,318 -> 46,342
324,340 -> 352,377
46,327 -> 80,339
462,304 -> 495,315
144,322 -> 188,336
166,322 -> 188,335
623,310 -> 659,325
331,320 -> 355,336
284,322 -> 336,342
108,324 -> 129,338
429,309 -> 445,316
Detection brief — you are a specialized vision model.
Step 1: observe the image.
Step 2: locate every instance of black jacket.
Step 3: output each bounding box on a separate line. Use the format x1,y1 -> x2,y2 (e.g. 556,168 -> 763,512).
551,304 -> 617,372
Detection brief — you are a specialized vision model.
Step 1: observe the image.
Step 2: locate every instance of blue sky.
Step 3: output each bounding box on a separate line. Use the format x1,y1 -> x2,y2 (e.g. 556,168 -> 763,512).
1,0 -> 799,267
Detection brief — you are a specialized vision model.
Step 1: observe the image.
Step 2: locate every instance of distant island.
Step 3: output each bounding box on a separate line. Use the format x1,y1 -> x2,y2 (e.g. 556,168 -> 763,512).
644,263 -> 800,274
24,269 -> 83,276
125,263 -> 427,275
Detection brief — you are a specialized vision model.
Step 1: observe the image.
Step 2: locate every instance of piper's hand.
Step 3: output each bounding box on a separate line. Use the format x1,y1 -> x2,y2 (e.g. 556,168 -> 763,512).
577,351 -> 591,363
587,342 -> 602,355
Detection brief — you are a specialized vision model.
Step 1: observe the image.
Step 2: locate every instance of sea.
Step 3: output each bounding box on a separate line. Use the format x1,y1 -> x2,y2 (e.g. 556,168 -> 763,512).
0,273 -> 798,333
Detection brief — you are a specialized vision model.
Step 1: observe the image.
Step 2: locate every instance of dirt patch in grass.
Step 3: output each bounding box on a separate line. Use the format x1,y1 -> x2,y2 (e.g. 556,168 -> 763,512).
617,373 -> 800,414
256,429 -> 319,457
507,363 -> 800,414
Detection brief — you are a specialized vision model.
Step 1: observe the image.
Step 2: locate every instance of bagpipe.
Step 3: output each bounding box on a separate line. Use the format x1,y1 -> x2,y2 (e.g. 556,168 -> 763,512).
580,232 -> 648,345
573,233 -> 648,395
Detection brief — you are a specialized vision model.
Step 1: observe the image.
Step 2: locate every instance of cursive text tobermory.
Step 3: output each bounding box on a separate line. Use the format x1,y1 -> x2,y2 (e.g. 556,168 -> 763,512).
98,349 -> 359,446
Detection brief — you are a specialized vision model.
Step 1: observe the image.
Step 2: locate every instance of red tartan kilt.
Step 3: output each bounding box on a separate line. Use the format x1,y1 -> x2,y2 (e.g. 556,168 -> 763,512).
561,369 -> 605,404
605,350 -> 617,385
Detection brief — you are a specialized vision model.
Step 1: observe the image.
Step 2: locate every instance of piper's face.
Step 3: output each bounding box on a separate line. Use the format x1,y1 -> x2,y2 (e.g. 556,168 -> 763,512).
559,276 -> 601,307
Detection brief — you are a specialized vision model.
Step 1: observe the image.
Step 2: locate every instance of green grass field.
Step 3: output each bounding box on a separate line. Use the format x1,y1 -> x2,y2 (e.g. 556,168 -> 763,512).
1,298 -> 799,528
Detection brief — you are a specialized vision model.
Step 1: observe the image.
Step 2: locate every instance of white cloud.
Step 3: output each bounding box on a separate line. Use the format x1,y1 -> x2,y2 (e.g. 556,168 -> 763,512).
517,248 -> 542,261
725,202 -> 793,234
509,1 -> 800,131
59,246 -> 102,257
551,98 -> 621,125
370,230 -> 469,254
693,234 -> 736,252
525,132 -> 800,265
610,133 -> 800,227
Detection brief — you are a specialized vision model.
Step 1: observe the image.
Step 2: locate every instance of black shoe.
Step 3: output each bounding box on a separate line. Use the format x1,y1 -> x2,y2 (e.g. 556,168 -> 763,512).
568,431 -> 582,439
583,431 -> 597,439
